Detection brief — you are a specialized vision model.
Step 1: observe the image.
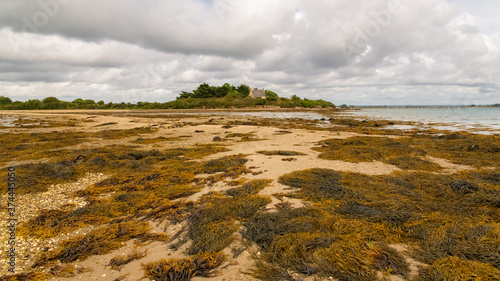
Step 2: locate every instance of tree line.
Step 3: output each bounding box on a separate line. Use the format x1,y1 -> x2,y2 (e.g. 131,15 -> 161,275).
0,83 -> 335,110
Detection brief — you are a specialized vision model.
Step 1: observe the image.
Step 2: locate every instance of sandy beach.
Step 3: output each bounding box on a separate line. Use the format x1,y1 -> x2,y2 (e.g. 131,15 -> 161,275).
0,110 -> 499,281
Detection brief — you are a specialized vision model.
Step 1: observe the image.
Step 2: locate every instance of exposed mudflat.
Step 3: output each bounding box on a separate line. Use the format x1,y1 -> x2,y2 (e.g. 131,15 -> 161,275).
0,110 -> 498,281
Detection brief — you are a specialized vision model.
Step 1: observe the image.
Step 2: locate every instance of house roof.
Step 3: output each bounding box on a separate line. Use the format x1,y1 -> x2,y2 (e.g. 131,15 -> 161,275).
251,89 -> 266,98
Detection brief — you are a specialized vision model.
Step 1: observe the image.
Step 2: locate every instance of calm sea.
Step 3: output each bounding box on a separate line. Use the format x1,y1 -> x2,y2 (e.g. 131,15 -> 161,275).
345,107 -> 500,134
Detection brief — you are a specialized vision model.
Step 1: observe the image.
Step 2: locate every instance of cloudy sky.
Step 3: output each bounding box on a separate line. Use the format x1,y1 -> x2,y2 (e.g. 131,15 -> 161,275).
0,0 -> 499,105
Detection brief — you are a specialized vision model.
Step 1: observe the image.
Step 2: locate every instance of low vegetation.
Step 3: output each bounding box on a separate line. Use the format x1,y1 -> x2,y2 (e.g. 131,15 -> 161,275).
0,83 -> 335,110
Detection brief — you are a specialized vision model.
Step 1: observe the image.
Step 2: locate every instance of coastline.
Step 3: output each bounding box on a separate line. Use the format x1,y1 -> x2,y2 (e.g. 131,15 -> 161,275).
0,109 -> 499,280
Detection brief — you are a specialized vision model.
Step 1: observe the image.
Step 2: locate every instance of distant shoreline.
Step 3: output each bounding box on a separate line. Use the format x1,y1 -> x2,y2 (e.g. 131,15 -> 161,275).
356,105 -> 499,109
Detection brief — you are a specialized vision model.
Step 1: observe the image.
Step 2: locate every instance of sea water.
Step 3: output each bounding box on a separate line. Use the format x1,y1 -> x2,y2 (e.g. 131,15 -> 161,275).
344,107 -> 500,134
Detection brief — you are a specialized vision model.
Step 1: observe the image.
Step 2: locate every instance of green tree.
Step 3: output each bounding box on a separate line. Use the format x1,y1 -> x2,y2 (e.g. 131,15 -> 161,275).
178,91 -> 194,99
265,90 -> 278,101
225,90 -> 242,101
41,97 -> 65,109
42,97 -> 60,104
192,83 -> 218,98
0,96 -> 12,105
25,99 -> 42,109
218,83 -> 234,97
237,84 -> 250,97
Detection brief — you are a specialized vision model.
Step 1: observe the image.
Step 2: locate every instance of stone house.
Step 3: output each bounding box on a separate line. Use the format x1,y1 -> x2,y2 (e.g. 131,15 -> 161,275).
249,89 -> 266,99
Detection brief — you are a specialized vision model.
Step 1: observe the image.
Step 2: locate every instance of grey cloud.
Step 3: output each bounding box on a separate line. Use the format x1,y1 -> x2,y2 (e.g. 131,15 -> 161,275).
0,0 -> 499,105
0,0 -> 297,58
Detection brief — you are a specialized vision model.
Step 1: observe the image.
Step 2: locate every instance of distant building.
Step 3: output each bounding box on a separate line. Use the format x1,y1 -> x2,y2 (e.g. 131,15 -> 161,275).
249,89 -> 266,99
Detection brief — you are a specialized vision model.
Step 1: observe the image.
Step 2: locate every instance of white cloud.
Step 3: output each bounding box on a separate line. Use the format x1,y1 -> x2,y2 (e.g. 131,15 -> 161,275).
0,0 -> 499,105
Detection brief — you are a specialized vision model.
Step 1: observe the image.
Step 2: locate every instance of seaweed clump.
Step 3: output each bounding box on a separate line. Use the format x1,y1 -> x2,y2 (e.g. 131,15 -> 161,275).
411,223 -> 500,268
314,136 -> 442,171
109,250 -> 148,270
187,192 -> 270,254
33,222 -> 162,267
413,256 -> 500,281
9,141 -> 228,194
257,150 -> 306,156
244,207 -> 380,280
225,179 -> 272,197
19,190 -> 179,239
0,272 -> 49,281
366,243 -> 410,278
202,155 -> 252,183
278,168 -> 347,199
275,168 -> 500,278
387,156 -> 442,171
203,155 -> 248,173
402,132 -> 500,167
16,161 -> 78,194
142,252 -> 226,281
